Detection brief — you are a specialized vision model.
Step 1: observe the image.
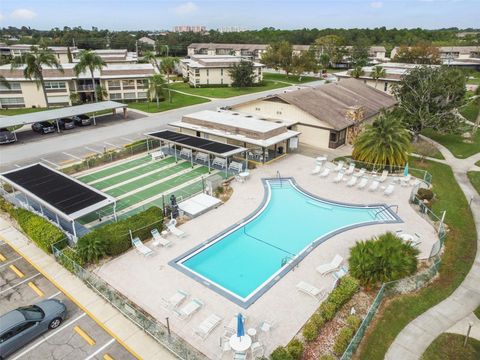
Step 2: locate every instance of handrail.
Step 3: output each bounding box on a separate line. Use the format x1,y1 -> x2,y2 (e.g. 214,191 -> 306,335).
276,170 -> 282,187
374,205 -> 398,218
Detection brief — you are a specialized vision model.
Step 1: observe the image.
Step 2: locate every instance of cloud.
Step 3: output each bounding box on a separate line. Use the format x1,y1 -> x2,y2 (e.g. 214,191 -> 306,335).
11,9 -> 37,19
370,1 -> 383,8
174,2 -> 198,15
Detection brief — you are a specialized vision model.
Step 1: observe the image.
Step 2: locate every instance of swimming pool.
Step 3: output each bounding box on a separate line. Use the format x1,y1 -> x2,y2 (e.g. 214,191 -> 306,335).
171,178 -> 401,308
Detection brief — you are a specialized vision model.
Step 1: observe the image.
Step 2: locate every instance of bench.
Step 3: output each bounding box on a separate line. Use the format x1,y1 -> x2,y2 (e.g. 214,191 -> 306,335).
195,152 -> 209,163
151,150 -> 165,161
228,161 -> 243,173
212,157 -> 227,169
180,148 -> 192,159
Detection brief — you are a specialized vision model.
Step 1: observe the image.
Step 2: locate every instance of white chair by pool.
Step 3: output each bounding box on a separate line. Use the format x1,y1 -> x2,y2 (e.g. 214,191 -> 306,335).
316,254 -> 344,275
319,168 -> 330,178
333,265 -> 348,281
354,168 -> 367,178
162,290 -> 188,309
131,237 -> 153,256
345,163 -> 356,175
401,174 -> 411,187
378,170 -> 389,182
347,176 -> 357,187
224,314 -> 247,337
333,172 -> 344,183
311,164 -> 322,175
358,177 -> 369,189
167,219 -> 186,238
175,298 -> 203,320
251,341 -> 265,358
151,228 -> 171,247
368,180 -> 380,192
296,281 -> 326,300
195,313 -> 223,340
259,320 -> 274,333
334,161 -> 344,172
384,184 -> 395,196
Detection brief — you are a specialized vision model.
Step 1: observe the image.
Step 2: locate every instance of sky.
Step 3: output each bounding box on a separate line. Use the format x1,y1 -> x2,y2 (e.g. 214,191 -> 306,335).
0,0 -> 478,31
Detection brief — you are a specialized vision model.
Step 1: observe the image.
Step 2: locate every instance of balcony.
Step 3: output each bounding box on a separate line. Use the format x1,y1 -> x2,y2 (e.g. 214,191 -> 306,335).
76,84 -> 95,91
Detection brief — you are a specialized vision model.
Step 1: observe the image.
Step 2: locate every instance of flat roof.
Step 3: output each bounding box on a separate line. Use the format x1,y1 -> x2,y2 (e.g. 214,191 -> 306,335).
145,130 -> 246,157
0,101 -> 127,129
0,163 -> 115,220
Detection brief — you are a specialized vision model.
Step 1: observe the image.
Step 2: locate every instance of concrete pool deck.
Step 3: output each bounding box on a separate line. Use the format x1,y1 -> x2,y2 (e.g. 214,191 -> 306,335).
94,153 -> 439,359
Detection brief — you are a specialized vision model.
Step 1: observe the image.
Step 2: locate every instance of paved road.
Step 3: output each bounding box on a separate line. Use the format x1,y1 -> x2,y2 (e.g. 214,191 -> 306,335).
0,240 -> 135,360
0,82 -> 324,171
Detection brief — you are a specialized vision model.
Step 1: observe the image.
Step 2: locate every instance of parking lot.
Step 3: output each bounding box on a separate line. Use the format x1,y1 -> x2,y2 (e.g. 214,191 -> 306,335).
0,240 -> 135,360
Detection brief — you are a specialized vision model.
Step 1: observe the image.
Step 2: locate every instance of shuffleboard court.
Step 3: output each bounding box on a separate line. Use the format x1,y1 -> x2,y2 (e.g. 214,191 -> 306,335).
77,155 -> 152,183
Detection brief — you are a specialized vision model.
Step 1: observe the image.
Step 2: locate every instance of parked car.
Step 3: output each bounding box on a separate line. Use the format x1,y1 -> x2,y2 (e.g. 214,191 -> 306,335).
57,118 -> 75,130
31,121 -> 55,134
0,128 -> 16,144
72,114 -> 91,126
0,299 -> 67,359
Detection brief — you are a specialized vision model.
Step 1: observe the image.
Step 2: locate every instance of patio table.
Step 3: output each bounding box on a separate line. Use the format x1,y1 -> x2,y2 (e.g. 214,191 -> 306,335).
239,171 -> 250,180
229,334 -> 252,353
399,233 -> 414,242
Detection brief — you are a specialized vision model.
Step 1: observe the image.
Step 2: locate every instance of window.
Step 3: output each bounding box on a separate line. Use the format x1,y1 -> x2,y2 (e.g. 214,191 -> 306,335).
207,79 -> 209,85
221,78 -> 223,85
107,80 -> 121,90
47,95 -> 70,104
110,93 -> 122,100
137,91 -> 148,99
195,79 -> 200,84
123,92 -> 136,99
195,69 -> 200,76
0,97 -> 24,105
276,110 -> 282,115
0,82 -> 21,91
18,305 -> 44,321
0,330 -> 14,343
206,69 -> 209,76
44,81 -> 66,90
220,69 -> 223,76
384,82 -> 388,92
14,322 -> 37,334
329,132 -> 338,142
122,80 -> 135,89
137,79 -> 148,88
255,107 -> 261,111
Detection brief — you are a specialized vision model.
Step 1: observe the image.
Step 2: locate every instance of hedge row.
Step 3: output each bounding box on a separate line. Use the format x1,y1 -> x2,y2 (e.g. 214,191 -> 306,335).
333,315 -> 362,355
76,206 -> 163,263
59,246 -> 86,273
271,339 -> 304,360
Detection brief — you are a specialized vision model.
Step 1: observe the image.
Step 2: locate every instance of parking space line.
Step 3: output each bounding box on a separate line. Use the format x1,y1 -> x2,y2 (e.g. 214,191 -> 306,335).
121,137 -> 133,142
40,158 -> 59,167
62,152 -> 82,160
103,354 -> 114,360
9,264 -> 25,278
85,146 -> 103,154
84,339 -> 115,360
0,273 -> 40,294
48,290 -> 62,299
74,325 -> 96,346
0,256 -> 21,268
10,313 -> 87,360
28,281 -> 45,297
104,142 -> 121,149
0,252 -> 6,261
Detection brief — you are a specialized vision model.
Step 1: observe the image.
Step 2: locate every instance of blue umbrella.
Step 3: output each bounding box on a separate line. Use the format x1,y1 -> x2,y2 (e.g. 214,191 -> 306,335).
236,313 -> 245,338
403,162 -> 409,177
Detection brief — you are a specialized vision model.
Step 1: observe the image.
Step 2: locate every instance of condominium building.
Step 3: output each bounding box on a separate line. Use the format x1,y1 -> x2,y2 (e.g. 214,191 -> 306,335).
172,26 -> 206,33
0,63 -> 155,108
72,49 -> 138,64
390,46 -> 480,69
0,44 -> 78,63
180,55 -> 265,86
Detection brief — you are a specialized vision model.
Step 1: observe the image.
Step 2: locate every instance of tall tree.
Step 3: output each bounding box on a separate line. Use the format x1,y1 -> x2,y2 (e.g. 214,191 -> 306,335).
143,50 -> 161,72
261,41 -> 293,76
315,34 -> 345,66
349,38 -> 370,67
229,60 -> 255,87
11,46 -> 63,108
160,57 -> 179,103
291,49 -> 318,79
393,66 -> 466,138
370,66 -> 386,88
393,42 -> 441,65
74,50 -> 106,102
148,74 -> 166,108
350,66 -> 365,79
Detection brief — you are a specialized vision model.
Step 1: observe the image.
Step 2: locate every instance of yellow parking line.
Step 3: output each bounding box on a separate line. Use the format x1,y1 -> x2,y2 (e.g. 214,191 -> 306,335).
0,252 -> 6,261
74,326 -> 96,346
9,264 -> 24,278
28,281 -> 45,297
103,354 -> 114,360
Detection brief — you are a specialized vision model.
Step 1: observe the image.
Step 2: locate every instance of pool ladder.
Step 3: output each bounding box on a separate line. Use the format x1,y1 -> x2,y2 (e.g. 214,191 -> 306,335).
276,170 -> 283,187
374,205 -> 399,220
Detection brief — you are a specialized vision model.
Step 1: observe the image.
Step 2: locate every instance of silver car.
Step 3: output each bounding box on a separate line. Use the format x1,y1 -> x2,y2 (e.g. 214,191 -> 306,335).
0,299 -> 67,359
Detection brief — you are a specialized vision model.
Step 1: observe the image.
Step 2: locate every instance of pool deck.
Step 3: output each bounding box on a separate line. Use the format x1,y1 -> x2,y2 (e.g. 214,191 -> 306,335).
94,153 -> 438,359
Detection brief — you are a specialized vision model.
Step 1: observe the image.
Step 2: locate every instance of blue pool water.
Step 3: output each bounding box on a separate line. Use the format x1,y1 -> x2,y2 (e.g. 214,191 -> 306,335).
173,178 -> 400,307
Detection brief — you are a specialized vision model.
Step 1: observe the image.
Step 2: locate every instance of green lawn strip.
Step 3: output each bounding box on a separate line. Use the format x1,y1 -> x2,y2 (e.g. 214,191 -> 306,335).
91,157 -> 176,190
0,107 -> 48,116
170,81 -> 289,99
467,171 -> 480,194
474,305 -> 480,319
262,72 -> 319,84
107,162 -> 193,197
357,158 -> 477,360
411,140 -> 445,160
77,156 -> 152,183
422,333 -> 480,360
128,92 -> 210,113
460,99 -> 480,123
422,128 -> 480,159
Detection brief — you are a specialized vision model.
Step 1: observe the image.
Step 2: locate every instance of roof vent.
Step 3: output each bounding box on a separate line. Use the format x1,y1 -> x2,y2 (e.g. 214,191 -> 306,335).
232,113 -> 239,115
275,120 -> 282,124
246,115 -> 253,118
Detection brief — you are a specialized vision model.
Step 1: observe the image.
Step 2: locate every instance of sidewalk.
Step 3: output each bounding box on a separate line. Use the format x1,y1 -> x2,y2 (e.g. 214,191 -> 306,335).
0,217 -> 175,360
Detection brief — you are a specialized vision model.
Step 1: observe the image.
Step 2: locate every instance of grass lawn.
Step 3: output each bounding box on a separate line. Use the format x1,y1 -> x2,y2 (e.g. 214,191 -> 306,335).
422,128 -> 480,159
262,72 -> 319,84
356,158 -> 477,360
422,333 -> 480,360
0,107 -> 47,116
475,305 -> 480,319
170,81 -> 289,98
128,93 -> 210,113
460,98 -> 479,123
411,138 -> 445,160
467,171 -> 480,194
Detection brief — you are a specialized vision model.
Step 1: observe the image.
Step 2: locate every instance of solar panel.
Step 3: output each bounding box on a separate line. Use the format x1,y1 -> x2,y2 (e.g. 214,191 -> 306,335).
3,164 -> 108,215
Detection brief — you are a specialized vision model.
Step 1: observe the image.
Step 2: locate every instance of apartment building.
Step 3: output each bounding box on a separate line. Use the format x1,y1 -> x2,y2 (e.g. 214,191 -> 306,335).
180,55 -> 265,86
0,44 -> 78,63
172,26 -> 206,33
0,63 -> 155,108
72,49 -> 138,64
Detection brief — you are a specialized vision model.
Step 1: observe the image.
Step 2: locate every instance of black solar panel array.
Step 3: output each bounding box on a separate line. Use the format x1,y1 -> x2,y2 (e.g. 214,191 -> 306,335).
149,130 -> 240,155
3,164 -> 108,215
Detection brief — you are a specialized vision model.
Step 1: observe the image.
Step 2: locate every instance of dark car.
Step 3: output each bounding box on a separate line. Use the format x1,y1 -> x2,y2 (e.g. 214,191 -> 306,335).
0,128 -> 16,144
72,114 -> 91,126
0,299 -> 67,359
57,118 -> 75,130
31,121 -> 55,134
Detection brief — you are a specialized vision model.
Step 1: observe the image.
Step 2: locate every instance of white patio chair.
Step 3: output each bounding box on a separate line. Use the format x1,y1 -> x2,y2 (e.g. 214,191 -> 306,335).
131,237 -> 153,256
368,180 -> 380,192
195,314 -> 223,340
259,320 -> 274,333
224,314 -> 246,337
316,254 -> 344,275
384,184 -> 395,196
251,342 -> 265,358
311,164 -> 322,175
333,172 -> 344,183
345,163 -> 356,176
319,168 -> 330,178
354,168 -> 367,177
347,176 -> 357,187
162,290 -> 188,309
334,160 -> 344,172
175,298 -> 203,320
357,177 -> 368,189
167,219 -> 186,238
401,174 -> 411,187
378,170 -> 389,182
151,228 -> 172,247
296,281 -> 326,300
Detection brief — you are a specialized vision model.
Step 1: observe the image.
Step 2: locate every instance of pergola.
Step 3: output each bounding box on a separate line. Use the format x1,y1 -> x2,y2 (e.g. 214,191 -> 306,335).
0,163 -> 116,239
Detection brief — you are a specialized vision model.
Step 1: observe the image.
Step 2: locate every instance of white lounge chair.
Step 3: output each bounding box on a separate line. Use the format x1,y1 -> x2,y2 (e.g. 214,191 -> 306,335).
316,254 -> 344,275
259,320 -> 274,333
251,342 -> 265,358
175,298 -> 203,320
311,165 -> 322,175
384,184 -> 395,196
131,237 -> 153,256
354,168 -> 367,177
234,353 -> 247,360
345,163 -> 356,175
319,168 -> 330,178
358,178 -> 368,189
333,265 -> 348,281
296,281 -> 325,300
151,150 -> 165,161
162,290 -> 188,309
369,180 -> 380,192
151,228 -> 172,247
347,176 -> 357,187
401,174 -> 411,187
195,314 -> 222,340
378,170 -> 388,182
334,161 -> 344,172
167,219 -> 186,238
333,172 -> 344,183
224,314 -> 246,336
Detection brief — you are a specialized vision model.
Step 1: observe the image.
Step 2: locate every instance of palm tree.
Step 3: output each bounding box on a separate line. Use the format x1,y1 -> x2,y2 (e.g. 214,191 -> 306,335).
352,111 -> 411,169
370,66 -> 386,88
350,66 -> 364,79
472,86 -> 480,135
143,51 -> 160,72
0,75 -> 10,109
74,50 -> 106,102
11,47 -> 63,108
148,74 -> 166,108
95,85 -> 108,101
319,53 -> 330,71
160,57 -> 179,103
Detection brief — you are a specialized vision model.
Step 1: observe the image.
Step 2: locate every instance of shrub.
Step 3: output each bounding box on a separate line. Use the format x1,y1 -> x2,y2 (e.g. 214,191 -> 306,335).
319,355 -> 336,360
59,247 -> 86,273
270,346 -> 293,360
328,276 -> 360,309
310,313 -> 326,328
417,188 -> 434,201
286,339 -> 304,360
302,320 -> 319,342
320,301 -> 337,321
333,326 -> 354,355
349,232 -> 420,287
346,314 -> 362,332
76,236 -> 107,264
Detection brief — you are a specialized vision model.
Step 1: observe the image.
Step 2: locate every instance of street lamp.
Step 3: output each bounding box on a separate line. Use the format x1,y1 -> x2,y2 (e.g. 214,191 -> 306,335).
464,321 -> 474,347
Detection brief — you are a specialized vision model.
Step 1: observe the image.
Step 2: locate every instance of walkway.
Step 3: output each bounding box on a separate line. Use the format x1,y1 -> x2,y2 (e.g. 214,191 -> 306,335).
385,138 -> 480,359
